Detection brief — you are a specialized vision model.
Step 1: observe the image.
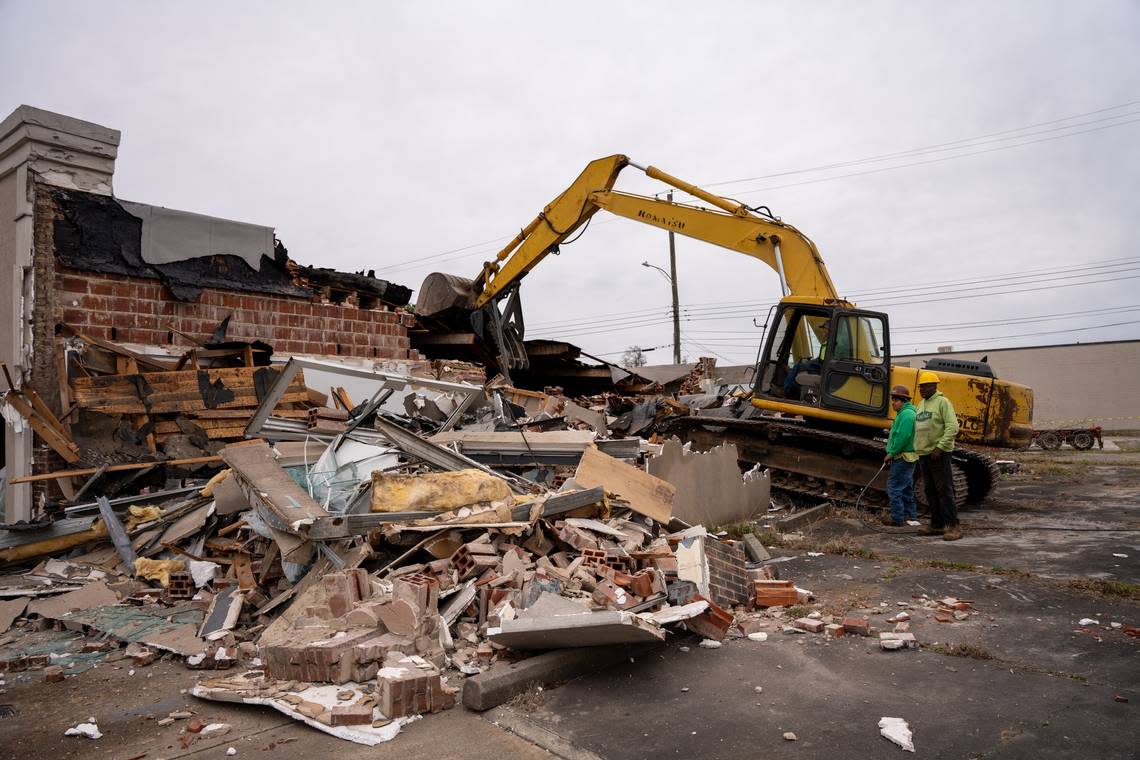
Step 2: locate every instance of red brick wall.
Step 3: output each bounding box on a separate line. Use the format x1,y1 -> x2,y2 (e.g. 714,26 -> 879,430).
705,537 -> 751,609
52,265 -> 418,360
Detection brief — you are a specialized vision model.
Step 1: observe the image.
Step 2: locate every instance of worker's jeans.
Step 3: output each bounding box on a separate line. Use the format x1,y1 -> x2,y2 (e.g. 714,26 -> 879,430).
918,451 -> 958,528
887,459 -> 917,524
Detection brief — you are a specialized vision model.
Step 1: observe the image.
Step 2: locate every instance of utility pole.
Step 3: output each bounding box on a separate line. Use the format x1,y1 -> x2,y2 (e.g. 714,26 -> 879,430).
667,191 -> 681,363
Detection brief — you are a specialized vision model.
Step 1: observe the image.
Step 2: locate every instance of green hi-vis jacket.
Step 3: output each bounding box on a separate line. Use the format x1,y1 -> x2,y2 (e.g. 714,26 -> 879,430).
914,391 -> 959,455
885,402 -> 918,463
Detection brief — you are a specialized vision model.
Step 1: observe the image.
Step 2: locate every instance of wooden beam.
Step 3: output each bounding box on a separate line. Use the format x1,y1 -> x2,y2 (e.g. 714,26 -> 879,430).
9,455 -> 223,484
22,387 -> 74,440
413,332 -> 478,346
3,392 -> 81,463
56,349 -> 74,434
58,323 -> 177,372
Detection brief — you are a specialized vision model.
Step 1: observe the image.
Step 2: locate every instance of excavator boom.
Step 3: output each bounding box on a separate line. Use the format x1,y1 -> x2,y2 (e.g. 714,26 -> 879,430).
458,154 -> 842,309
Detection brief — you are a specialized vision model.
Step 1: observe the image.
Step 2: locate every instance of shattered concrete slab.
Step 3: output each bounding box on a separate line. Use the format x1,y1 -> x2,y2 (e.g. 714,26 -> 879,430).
487,593 -> 665,649
647,437 -> 769,527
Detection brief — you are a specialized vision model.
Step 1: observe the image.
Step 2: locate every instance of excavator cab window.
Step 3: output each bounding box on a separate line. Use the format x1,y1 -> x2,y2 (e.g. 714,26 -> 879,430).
756,306 -> 832,404
756,305 -> 890,416
820,310 -> 890,415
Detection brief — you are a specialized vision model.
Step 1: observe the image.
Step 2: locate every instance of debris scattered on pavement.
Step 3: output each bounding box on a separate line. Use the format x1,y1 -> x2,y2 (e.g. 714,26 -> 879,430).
0,342 -> 839,744
878,716 -> 916,752
64,720 -> 102,739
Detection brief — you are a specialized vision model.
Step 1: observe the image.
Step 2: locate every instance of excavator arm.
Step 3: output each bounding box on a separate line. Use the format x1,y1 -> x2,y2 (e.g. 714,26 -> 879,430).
468,154 -> 844,307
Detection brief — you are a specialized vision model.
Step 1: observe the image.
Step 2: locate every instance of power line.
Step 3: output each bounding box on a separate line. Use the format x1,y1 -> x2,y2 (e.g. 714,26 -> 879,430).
679,330 -> 735,364
846,257 -> 1140,299
657,264 -> 1140,321
716,117 -> 1140,201
587,306 -> 1140,359
694,102 -> 1140,191
650,314 -> 1140,353
370,100 -> 1140,279
528,256 -> 1140,331
681,302 -> 1140,335
536,272 -> 1140,341
910,317 -> 1140,346
537,272 -> 1140,339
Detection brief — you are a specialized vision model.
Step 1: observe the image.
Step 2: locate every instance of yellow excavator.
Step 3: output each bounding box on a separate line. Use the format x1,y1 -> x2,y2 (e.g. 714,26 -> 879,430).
416,155 -> 1034,506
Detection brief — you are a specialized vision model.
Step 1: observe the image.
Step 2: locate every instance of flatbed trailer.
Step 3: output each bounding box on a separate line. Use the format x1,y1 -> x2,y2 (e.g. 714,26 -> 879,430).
1031,426 -> 1103,450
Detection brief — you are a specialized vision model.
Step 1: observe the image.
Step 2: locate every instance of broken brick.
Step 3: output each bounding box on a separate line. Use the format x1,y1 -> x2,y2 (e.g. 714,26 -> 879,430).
685,596 -> 734,641
330,704 -> 374,726
843,616 -> 871,636
375,654 -> 452,718
753,580 -> 797,609
793,618 -> 825,633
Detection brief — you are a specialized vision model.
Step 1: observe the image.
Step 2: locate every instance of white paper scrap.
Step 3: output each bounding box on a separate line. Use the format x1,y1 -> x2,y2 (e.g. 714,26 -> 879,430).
878,716 -> 915,752
64,722 -> 102,740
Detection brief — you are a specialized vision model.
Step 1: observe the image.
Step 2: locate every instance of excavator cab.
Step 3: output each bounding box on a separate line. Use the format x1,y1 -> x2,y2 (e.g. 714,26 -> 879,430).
755,300 -> 891,420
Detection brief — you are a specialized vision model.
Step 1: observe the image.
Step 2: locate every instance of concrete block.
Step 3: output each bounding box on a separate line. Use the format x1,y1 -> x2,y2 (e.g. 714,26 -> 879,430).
879,632 -> 917,650
742,533 -> 770,562
793,617 -> 825,633
771,501 -> 833,531
462,644 -> 651,711
488,592 -> 664,649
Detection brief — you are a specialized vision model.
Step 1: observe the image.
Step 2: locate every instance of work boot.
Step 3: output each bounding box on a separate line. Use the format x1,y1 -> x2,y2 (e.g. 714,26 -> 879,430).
917,525 -> 944,536
880,514 -> 903,527
943,524 -> 963,541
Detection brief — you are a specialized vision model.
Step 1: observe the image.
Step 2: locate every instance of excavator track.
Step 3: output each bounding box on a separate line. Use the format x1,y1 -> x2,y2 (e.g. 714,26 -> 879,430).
669,415 -> 996,510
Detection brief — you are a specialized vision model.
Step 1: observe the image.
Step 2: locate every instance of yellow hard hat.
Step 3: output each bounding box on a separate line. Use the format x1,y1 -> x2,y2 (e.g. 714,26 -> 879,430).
917,370 -> 941,385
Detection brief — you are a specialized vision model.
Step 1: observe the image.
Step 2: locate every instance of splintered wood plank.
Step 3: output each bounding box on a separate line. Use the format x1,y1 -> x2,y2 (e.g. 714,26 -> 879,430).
3,392 -> 81,463
9,456 -> 222,484
221,440 -> 327,528
58,324 -> 176,372
574,444 -> 674,524
190,408 -> 310,419
231,552 -> 257,591
56,350 -> 74,434
74,366 -> 280,390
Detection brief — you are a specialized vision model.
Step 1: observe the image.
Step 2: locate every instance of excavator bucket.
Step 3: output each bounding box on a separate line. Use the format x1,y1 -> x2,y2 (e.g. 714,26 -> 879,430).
416,272 -> 477,319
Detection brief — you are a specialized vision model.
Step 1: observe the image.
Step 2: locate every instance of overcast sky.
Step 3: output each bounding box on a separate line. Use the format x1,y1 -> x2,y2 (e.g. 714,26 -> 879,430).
3,1 -> 1138,365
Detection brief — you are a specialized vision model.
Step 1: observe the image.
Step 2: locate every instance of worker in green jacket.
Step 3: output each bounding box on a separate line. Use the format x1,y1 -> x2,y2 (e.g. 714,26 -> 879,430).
882,385 -> 918,527
913,370 -> 962,541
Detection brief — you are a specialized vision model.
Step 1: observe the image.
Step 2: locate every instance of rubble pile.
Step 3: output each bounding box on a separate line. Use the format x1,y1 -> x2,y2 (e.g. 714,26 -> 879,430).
0,339 -> 787,745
